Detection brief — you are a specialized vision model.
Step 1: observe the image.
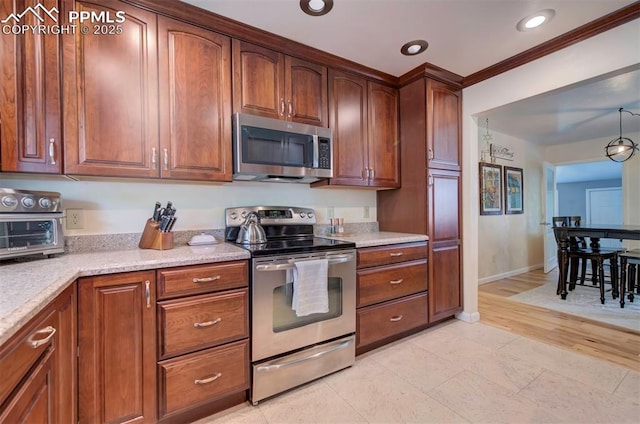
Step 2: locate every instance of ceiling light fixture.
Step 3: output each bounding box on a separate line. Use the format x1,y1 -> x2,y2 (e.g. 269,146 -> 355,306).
605,108 -> 639,162
516,9 -> 555,31
400,40 -> 428,56
300,0 -> 333,16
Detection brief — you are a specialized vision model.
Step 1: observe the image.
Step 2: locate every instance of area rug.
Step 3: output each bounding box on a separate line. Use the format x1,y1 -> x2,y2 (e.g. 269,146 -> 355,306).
509,281 -> 640,332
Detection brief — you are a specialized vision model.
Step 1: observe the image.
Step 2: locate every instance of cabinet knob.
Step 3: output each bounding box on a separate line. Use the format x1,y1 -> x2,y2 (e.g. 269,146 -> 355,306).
280,99 -> 285,116
287,100 -> 293,117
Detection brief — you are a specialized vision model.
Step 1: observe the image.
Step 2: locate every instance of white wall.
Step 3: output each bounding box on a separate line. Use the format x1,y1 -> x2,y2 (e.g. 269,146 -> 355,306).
460,19 -> 640,322
0,174 -> 377,235
477,130 -> 544,283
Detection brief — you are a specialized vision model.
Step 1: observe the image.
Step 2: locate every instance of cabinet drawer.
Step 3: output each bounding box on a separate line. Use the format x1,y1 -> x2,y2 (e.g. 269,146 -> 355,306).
157,261 -> 248,299
357,292 -> 428,348
357,242 -> 427,268
158,340 -> 249,418
0,307 -> 57,405
357,259 -> 427,307
158,289 -> 249,359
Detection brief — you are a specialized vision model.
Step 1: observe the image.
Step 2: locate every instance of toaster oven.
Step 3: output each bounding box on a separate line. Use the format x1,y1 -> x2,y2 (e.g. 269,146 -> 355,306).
0,189 -> 65,260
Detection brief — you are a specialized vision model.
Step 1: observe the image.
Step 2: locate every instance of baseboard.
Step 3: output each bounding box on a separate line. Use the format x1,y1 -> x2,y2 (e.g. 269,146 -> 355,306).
478,263 -> 544,285
456,311 -> 480,323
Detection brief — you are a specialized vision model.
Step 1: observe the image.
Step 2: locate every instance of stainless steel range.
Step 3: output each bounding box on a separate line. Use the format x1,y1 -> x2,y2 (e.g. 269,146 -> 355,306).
225,206 -> 356,405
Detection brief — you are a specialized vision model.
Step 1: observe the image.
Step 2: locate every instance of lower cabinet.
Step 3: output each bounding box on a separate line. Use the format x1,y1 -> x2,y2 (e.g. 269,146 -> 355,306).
0,283 -> 77,423
355,242 -> 429,354
78,270 -> 157,424
76,260 -> 250,424
156,261 -> 250,423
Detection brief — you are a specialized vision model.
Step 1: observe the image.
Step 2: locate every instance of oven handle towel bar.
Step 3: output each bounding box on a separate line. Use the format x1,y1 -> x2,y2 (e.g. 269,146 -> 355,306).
255,338 -> 352,372
255,253 -> 354,271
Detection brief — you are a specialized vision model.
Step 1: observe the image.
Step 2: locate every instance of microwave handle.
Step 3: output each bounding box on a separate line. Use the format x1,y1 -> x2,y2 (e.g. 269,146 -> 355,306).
312,135 -> 319,168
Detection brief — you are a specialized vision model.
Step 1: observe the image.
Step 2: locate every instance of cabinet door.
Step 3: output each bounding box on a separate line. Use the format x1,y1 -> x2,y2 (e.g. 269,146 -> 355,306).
232,40 -> 283,119
285,56 -> 328,127
427,169 -> 462,322
327,70 -> 369,186
367,82 -> 399,188
158,17 -> 232,181
427,80 -> 461,171
78,271 -> 156,423
62,0 -> 159,178
0,0 -> 61,173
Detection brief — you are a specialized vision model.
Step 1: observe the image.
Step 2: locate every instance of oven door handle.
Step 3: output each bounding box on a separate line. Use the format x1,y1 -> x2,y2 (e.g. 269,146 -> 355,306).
255,338 -> 352,372
255,254 -> 354,271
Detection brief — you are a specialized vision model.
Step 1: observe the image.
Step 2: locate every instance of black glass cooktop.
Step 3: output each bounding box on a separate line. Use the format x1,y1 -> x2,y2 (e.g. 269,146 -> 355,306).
231,236 -> 355,257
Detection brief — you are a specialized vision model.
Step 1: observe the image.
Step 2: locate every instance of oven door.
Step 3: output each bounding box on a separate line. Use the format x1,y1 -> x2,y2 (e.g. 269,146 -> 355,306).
0,214 -> 64,259
251,249 -> 356,362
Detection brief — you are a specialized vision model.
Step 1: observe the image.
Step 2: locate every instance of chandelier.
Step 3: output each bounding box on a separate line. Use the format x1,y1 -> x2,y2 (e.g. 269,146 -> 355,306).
605,108 -> 639,162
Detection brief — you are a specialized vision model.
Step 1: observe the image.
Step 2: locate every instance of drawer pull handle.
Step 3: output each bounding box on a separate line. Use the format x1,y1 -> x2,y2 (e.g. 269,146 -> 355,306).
194,372 -> 222,385
389,252 -> 404,257
194,318 -> 222,328
389,315 -> 403,322
389,279 -> 404,285
28,326 -> 56,348
145,280 -> 151,309
192,276 -> 221,283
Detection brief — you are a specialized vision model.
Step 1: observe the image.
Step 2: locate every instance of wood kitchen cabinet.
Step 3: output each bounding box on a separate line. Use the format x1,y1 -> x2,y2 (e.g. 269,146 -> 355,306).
62,1 -> 232,181
313,70 -> 399,188
156,261 -> 250,423
0,283 -> 76,423
0,0 -> 62,173
62,0 -> 159,178
232,40 -> 328,127
377,77 -> 463,323
158,16 -> 232,181
356,242 -> 429,354
78,270 -> 157,423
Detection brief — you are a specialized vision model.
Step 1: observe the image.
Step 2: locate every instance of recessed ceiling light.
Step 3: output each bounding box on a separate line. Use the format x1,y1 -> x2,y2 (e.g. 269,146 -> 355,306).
401,40 -> 428,56
516,9 -> 555,31
300,0 -> 333,16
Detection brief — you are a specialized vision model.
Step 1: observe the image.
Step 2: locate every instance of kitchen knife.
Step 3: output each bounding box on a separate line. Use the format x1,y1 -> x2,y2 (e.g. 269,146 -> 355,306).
159,215 -> 170,232
152,201 -> 162,221
167,216 -> 177,232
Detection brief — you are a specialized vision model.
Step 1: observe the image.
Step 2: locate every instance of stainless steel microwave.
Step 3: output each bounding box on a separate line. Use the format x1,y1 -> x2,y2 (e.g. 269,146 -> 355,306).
232,113 -> 333,183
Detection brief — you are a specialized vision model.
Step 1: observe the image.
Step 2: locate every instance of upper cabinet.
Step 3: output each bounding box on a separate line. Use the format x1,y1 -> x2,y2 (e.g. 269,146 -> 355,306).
61,0 -> 159,178
158,16 -> 232,181
0,0 -> 62,173
62,0 -> 231,181
427,80 -> 461,171
314,70 -> 399,188
232,40 -> 328,127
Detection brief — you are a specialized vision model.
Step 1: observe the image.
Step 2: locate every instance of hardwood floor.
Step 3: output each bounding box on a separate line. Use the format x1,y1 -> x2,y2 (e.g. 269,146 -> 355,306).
478,268 -> 640,372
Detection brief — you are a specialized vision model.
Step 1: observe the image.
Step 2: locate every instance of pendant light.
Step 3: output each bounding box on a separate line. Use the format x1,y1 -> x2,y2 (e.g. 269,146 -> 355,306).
605,108 -> 639,163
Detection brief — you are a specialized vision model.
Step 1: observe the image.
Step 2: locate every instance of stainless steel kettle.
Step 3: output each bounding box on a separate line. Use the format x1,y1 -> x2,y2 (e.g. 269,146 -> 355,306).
235,212 -> 267,245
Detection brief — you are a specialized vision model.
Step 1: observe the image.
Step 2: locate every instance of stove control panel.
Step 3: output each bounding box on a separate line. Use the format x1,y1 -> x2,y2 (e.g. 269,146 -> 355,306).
225,206 -> 316,226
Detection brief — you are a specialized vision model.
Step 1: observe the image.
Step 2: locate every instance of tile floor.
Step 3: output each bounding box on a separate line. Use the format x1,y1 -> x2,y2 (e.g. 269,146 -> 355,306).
195,320 -> 640,424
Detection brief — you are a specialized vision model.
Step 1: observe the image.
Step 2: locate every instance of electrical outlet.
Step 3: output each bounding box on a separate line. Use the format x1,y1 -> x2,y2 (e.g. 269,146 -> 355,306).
66,208 -> 84,229
363,206 -> 370,218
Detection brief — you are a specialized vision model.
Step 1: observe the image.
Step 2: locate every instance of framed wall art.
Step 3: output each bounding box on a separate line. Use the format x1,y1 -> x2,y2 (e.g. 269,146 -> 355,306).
479,162 -> 502,215
504,166 -> 524,214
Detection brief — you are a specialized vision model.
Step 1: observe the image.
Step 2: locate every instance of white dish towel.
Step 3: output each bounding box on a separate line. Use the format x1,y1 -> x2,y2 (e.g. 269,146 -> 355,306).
290,258 -> 329,317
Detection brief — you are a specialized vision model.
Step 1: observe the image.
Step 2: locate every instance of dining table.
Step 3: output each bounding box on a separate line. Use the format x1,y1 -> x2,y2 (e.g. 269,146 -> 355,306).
553,224 -> 640,299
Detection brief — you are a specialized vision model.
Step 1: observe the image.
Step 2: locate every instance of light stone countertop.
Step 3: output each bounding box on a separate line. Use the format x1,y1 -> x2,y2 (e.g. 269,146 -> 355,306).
0,231 -> 426,346
0,243 -> 250,346
321,231 -> 428,248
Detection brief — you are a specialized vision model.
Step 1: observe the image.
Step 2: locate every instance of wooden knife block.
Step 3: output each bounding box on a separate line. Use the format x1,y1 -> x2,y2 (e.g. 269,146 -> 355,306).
138,219 -> 174,250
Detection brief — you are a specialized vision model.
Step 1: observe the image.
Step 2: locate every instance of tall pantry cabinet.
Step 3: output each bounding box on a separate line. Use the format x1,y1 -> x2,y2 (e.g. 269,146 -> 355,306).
377,78 -> 463,323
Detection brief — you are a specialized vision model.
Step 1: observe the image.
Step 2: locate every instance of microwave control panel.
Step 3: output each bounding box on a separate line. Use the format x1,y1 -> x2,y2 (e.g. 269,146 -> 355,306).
318,138 -> 331,169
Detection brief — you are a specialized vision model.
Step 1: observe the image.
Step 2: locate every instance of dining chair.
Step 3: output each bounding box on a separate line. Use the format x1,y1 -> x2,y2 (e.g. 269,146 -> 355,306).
619,249 -> 640,308
564,216 -> 623,304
